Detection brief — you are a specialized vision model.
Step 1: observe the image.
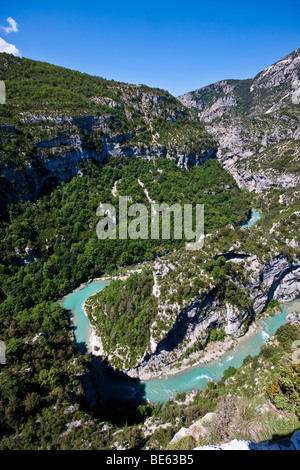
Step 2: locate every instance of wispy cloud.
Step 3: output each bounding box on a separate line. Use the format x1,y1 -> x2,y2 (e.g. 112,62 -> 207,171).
0,17 -> 21,56
1,17 -> 18,34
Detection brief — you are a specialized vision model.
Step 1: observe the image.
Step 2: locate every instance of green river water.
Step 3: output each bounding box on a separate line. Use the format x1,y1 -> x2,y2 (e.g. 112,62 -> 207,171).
62,280 -> 299,403
61,208 -> 300,403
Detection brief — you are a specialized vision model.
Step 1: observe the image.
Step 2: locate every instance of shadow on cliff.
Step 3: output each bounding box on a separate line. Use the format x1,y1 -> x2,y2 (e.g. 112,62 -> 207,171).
38,176 -> 64,197
149,287 -> 219,358
77,342 -> 148,426
248,428 -> 300,450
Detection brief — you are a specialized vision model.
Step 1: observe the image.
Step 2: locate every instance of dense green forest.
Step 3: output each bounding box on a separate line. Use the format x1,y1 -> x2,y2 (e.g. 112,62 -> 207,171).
85,272 -> 159,368
0,157 -> 251,304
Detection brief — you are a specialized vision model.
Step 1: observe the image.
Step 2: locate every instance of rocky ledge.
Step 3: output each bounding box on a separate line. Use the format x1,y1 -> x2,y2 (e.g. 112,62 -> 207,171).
194,430 -> 300,451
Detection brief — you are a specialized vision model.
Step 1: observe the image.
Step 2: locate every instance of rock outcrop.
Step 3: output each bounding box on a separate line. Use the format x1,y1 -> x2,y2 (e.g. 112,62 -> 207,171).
169,411 -> 300,450
194,429 -> 300,450
122,253 -> 300,380
169,412 -> 216,445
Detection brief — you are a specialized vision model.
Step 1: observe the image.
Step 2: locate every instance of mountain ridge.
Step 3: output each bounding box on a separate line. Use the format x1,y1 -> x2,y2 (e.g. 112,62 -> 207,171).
0,53 -> 216,207
178,47 -> 300,193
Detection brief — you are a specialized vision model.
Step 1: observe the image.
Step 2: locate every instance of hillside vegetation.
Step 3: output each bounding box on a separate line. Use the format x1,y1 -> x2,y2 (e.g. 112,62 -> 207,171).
0,50 -> 299,450
0,53 -> 215,206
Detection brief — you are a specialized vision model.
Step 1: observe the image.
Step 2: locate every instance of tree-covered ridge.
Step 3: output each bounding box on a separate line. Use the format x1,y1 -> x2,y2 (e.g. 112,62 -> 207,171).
0,52 -> 217,207
0,157 -> 251,298
85,272 -> 158,369
85,251 -> 254,371
2,309 -> 298,450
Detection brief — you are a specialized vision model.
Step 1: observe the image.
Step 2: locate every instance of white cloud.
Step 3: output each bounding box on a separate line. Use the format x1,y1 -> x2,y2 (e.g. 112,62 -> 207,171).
0,37 -> 21,56
1,17 -> 18,34
0,17 -> 21,56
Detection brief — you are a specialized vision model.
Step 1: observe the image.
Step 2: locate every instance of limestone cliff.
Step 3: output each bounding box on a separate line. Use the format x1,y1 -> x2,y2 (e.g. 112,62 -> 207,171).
178,48 -> 300,193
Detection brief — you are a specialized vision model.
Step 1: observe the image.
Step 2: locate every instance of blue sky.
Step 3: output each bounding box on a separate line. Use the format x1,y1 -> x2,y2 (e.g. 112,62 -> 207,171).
0,1 -> 299,96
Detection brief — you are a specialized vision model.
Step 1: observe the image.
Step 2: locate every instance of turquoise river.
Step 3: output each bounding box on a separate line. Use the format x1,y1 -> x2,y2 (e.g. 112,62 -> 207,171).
61,279 -> 299,404
61,208 -> 300,404
241,208 -> 261,228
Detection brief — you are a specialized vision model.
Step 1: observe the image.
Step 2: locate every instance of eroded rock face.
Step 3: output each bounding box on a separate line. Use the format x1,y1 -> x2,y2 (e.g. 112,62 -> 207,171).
169,412 -> 216,446
169,411 -> 300,450
178,48 -> 300,193
123,253 -> 300,380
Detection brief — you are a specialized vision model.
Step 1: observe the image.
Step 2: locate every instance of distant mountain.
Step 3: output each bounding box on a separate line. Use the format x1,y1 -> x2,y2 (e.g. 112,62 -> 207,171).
178,48 -> 300,192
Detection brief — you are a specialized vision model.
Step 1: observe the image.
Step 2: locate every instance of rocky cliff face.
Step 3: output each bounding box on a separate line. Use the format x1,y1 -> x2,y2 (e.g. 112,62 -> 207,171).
167,411 -> 300,450
194,430 -> 300,450
124,251 -> 300,380
1,118 -> 217,203
178,48 -> 300,193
